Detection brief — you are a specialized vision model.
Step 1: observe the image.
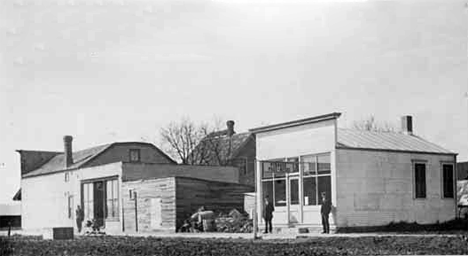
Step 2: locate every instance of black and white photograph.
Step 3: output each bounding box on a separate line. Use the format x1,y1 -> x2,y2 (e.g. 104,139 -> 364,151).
1,0 -> 467,255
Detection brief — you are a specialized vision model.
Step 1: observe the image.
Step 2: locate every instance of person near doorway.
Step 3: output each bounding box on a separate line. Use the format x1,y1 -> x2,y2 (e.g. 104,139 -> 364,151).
75,205 -> 84,233
263,195 -> 274,234
320,192 -> 332,234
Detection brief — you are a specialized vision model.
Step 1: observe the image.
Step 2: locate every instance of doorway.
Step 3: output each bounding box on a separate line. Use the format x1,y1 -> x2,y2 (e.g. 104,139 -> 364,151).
82,180 -> 107,228
288,175 -> 300,224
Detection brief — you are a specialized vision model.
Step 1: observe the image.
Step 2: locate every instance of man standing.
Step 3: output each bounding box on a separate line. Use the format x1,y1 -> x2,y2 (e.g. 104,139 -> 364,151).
75,205 -> 84,233
263,195 -> 274,234
320,192 -> 332,234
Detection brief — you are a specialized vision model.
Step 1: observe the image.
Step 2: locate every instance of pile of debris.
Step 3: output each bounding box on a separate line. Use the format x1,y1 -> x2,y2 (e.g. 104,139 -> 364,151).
214,209 -> 253,233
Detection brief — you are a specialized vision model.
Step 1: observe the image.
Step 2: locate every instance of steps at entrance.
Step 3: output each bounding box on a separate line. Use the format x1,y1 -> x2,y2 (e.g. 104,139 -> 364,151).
269,225 -> 336,235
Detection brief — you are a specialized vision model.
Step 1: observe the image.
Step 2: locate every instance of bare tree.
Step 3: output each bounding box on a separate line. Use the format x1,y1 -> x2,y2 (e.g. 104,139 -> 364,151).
159,117 -> 228,165
352,115 -> 396,132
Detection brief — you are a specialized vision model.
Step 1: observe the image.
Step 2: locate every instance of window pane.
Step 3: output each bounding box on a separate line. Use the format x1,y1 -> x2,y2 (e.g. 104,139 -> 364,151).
318,176 -> 331,204
415,163 -> 426,198
274,179 -> 286,207
262,162 -> 274,179
317,154 -> 331,174
274,162 -> 287,178
290,179 -> 299,205
443,165 -> 454,198
113,199 -> 119,218
301,155 -> 316,176
113,180 -> 118,200
303,177 -> 317,205
262,180 -> 274,203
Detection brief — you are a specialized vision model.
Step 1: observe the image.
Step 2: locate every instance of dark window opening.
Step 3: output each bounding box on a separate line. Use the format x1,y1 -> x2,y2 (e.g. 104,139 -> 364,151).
129,149 -> 141,162
415,163 -> 426,198
442,164 -> 454,198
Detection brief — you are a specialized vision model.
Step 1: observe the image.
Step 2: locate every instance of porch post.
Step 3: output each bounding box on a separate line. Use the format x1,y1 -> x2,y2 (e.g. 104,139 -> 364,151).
256,160 -> 263,232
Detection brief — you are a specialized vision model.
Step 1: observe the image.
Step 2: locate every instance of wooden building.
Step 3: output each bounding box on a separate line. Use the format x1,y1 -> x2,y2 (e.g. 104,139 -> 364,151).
251,113 -> 457,232
18,136 -> 251,234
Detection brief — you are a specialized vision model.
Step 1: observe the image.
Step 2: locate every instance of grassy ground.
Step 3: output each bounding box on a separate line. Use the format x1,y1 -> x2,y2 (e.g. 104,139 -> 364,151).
1,234 -> 468,256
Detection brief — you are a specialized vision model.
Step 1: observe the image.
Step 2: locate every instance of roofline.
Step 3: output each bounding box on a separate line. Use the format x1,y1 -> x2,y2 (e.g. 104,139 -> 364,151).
22,161 -> 124,179
15,149 -> 62,154
249,112 -> 342,134
79,142 -> 177,167
336,146 -> 458,156
229,133 -> 255,159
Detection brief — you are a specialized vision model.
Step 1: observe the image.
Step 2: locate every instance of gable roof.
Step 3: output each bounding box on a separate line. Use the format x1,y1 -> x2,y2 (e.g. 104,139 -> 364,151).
191,130 -> 254,164
337,128 -> 455,155
22,142 -> 175,178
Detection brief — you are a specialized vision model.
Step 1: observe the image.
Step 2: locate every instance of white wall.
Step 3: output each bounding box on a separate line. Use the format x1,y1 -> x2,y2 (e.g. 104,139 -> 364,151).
255,119 -> 337,226
21,162 -> 123,232
335,149 -> 456,227
256,120 -> 336,160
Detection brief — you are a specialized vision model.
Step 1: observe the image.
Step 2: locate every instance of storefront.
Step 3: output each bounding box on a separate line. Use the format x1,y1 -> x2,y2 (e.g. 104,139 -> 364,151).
250,113 -> 340,229
260,154 -> 331,226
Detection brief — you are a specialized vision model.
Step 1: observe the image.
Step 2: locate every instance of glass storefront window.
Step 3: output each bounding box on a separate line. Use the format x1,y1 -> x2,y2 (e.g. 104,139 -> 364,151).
301,155 -> 316,176
318,176 -> 332,204
317,154 -> 331,174
303,177 -> 317,205
274,179 -> 286,206
290,179 -> 299,205
262,180 -> 274,202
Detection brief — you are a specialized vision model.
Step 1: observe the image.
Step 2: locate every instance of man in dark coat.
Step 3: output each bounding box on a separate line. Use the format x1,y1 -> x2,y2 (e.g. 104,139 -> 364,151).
75,205 -> 84,233
320,192 -> 332,234
263,195 -> 275,234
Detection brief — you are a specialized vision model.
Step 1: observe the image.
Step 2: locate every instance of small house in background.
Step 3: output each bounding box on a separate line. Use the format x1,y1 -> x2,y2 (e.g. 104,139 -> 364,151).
251,113 -> 457,232
0,203 -> 21,230
18,137 -> 250,234
190,120 -> 256,186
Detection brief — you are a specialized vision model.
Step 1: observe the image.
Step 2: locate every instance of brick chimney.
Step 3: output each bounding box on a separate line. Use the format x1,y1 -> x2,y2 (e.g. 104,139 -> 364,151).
401,116 -> 413,135
226,120 -> 235,137
63,135 -> 73,168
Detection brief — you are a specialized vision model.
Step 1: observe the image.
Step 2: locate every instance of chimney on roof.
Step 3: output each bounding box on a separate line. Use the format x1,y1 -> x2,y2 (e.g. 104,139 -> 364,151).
63,135 -> 73,168
401,116 -> 413,135
226,120 -> 235,137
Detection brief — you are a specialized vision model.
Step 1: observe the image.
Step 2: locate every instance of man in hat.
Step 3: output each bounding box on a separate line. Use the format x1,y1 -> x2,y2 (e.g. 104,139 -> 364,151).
75,205 -> 84,233
263,195 -> 275,234
320,192 -> 332,234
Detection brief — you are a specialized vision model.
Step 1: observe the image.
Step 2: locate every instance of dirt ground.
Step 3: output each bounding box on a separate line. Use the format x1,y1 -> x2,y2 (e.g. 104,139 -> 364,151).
2,234 -> 468,256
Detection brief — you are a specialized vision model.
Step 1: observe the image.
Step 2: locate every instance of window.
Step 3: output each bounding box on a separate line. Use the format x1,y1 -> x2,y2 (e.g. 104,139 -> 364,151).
65,172 -> 70,182
290,179 -> 299,205
302,153 -> 331,206
106,179 -> 119,219
83,183 -> 94,220
442,164 -> 454,198
414,163 -> 426,198
274,179 -> 286,206
68,195 -> 74,219
129,149 -> 141,162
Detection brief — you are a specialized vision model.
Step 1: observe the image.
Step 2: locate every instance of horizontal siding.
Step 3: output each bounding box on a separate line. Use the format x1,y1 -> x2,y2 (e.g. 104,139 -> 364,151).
122,178 -> 176,232
175,177 -> 254,229
336,149 -> 456,227
122,163 -> 239,184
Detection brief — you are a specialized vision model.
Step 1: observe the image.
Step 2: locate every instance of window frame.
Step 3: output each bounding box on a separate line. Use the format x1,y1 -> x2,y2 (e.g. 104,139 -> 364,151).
441,162 -> 455,199
412,160 -> 427,199
129,149 -> 141,162
106,179 -> 120,221
301,153 -> 331,206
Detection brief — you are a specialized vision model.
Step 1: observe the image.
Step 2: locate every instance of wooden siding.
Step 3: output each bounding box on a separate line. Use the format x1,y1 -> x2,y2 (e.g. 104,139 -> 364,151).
122,178 -> 176,232
122,163 -> 239,184
86,144 -> 174,168
175,177 -> 254,229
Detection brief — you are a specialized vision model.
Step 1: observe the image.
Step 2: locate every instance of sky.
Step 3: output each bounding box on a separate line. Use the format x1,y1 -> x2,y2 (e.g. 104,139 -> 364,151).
0,0 -> 467,203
